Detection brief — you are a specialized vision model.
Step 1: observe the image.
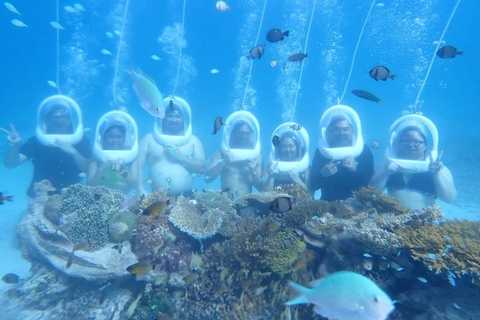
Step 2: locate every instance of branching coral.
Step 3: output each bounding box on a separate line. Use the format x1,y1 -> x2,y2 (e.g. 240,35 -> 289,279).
169,196 -> 225,240
284,198 -> 330,229
59,185 -> 124,251
396,219 -> 480,279
353,186 -> 411,215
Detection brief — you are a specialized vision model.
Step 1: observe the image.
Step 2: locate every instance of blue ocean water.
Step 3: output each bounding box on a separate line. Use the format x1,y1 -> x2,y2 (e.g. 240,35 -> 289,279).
0,0 -> 479,319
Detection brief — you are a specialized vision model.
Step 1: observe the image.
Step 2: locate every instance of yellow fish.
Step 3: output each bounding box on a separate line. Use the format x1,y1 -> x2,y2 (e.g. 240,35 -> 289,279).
142,199 -> 172,216
126,262 -> 154,276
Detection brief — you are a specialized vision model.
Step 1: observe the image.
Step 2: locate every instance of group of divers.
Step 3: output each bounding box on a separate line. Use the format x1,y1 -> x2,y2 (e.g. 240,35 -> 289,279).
1,94 -> 456,212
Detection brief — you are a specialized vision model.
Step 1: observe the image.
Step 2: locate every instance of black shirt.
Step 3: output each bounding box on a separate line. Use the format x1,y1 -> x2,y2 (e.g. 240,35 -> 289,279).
386,172 -> 437,197
19,136 -> 91,197
310,144 -> 374,201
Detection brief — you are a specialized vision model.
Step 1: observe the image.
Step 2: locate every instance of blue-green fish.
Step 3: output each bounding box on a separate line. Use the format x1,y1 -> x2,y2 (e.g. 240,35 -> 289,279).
286,271 -> 394,320
128,65 -> 165,118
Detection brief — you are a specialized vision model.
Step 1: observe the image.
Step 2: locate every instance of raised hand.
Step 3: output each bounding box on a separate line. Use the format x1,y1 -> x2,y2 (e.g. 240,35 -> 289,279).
0,124 -> 22,147
428,151 -> 444,174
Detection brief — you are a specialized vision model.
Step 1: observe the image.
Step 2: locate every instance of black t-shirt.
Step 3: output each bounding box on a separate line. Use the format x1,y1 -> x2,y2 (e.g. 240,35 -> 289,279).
19,136 -> 91,197
386,171 -> 437,197
310,144 -> 374,201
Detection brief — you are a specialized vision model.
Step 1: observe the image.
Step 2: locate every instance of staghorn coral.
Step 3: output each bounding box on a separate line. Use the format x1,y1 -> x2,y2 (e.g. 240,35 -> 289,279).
109,211 -> 138,242
353,186 -> 411,215
284,198 -> 330,229
59,185 -> 124,251
169,196 -> 225,240
396,219 -> 480,279
194,189 -> 239,237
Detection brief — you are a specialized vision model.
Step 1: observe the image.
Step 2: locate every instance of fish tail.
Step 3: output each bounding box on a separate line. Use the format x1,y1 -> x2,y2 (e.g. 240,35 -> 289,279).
457,51 -> 464,55
283,30 -> 290,37
285,281 -> 310,306
378,100 -> 383,104
390,74 -> 397,80
3,196 -> 13,202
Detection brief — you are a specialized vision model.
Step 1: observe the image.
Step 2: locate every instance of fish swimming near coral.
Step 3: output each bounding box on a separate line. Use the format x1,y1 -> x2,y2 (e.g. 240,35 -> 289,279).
127,65 -> 165,118
142,198 -> 172,216
352,90 -> 382,103
126,262 -> 155,276
270,196 -> 292,213
369,66 -> 396,82
0,193 -> 13,205
286,271 -> 395,320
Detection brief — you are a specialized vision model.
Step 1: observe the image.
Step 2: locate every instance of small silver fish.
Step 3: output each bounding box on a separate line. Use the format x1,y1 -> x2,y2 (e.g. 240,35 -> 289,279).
270,59 -> 278,67
290,123 -> 302,130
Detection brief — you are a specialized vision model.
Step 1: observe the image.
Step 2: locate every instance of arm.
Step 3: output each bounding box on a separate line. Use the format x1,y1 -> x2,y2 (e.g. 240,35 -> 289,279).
370,161 -> 393,191
204,150 -> 226,183
433,166 -> 456,203
135,136 -> 150,196
168,137 -> 206,174
261,163 -> 277,191
1,124 -> 27,168
308,149 -> 331,191
251,155 -> 264,191
87,161 -> 102,186
54,139 -> 90,173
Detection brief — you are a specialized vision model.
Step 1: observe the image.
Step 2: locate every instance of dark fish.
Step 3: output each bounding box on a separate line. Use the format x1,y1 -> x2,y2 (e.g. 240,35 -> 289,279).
351,90 -> 382,103
36,282 -> 48,292
290,123 -> 302,130
371,140 -> 380,149
2,273 -> 19,284
272,135 -> 280,147
266,29 -> 289,43
0,193 -> 13,205
369,66 -> 396,81
4,289 -> 20,299
247,44 -> 265,60
437,45 -> 464,59
220,187 -> 231,194
212,116 -> 223,135
270,196 -> 292,213
142,198 -> 172,216
169,99 -> 175,110
126,262 -> 155,276
288,52 -> 308,63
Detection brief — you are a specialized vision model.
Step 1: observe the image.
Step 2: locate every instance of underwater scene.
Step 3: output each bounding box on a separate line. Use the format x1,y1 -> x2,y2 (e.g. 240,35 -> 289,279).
0,0 -> 479,319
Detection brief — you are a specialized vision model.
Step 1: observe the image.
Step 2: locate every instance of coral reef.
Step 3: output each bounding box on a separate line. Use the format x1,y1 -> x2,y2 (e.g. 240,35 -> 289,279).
169,196 -> 225,240
396,218 -> 480,279
274,184 -> 311,201
109,211 -> 138,242
194,189 -> 239,237
59,185 -> 124,251
353,185 -> 411,215
283,198 -> 330,229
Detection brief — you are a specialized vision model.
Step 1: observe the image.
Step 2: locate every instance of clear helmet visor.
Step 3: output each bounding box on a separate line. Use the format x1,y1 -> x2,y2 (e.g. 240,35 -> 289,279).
386,114 -> 438,172
318,105 -> 363,159
36,95 -> 83,146
94,111 -> 138,164
153,96 -> 192,146
270,122 -> 310,175
221,111 -> 261,161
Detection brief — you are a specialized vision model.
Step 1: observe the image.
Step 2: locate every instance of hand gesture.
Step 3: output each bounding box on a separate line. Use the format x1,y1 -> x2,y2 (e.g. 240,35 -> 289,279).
288,167 -> 301,183
341,155 -> 357,171
54,139 -> 76,155
428,151 -> 444,174
268,160 -> 279,176
386,161 -> 403,174
0,124 -> 22,148
321,159 -> 340,177
246,158 -> 257,173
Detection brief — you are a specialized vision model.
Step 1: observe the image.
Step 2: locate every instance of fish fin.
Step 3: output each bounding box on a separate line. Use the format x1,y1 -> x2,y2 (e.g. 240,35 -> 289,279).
138,68 -> 158,87
283,30 -> 289,37
285,281 -> 310,305
390,74 -> 397,80
378,100 -> 383,104
456,51 -> 464,55
375,78 -> 378,82
305,53 -> 308,57
3,196 -> 12,202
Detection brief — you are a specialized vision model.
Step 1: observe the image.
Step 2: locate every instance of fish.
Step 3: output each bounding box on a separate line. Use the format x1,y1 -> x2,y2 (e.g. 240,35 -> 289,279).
417,277 -> 428,283
126,292 -> 143,318
11,19 -> 27,28
66,239 -> 88,268
272,134 -> 280,147
0,193 -> 13,205
290,123 -> 302,130
101,49 -> 112,55
266,29 -> 289,43
151,54 -> 161,61
127,66 -> 165,118
50,21 -> 65,30
247,44 -> 265,60
288,52 -> 308,63
2,273 -> 19,284
4,3 -> 21,15
436,45 -> 464,59
47,80 -> 57,88
351,89 -> 382,103
372,140 -> 380,149
118,196 -> 137,212
270,197 -> 292,213
215,1 -> 230,11
64,6 -> 77,13
212,116 -> 223,135
73,3 -> 85,12
114,29 -> 122,36
106,31 -> 113,38
369,66 -> 396,81
292,257 -> 307,270
210,68 -> 220,74
4,289 -> 20,299
270,59 -> 278,67
126,262 -> 155,276
286,271 -> 395,320
142,199 -> 172,216
267,219 -> 281,230
183,273 -> 199,283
